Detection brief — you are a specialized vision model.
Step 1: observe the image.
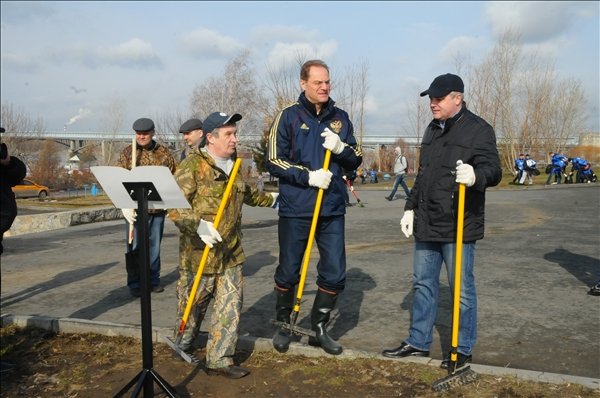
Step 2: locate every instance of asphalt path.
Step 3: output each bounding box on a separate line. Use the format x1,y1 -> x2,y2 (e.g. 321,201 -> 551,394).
1,184 -> 599,379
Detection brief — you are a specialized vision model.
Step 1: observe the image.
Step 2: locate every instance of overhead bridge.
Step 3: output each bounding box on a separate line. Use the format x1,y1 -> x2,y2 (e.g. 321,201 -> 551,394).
11,131 -> 418,148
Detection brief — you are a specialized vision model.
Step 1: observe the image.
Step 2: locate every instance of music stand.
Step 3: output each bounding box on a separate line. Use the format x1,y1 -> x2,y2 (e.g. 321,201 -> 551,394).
92,166 -> 190,398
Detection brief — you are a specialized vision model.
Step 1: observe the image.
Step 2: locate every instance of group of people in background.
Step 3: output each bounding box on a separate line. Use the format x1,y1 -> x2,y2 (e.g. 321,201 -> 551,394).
512,153 -> 540,185
545,152 -> 597,185
512,152 -> 597,186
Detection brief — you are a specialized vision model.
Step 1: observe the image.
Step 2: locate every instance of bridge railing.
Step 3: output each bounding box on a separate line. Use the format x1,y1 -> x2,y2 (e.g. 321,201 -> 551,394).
10,131 -> 420,147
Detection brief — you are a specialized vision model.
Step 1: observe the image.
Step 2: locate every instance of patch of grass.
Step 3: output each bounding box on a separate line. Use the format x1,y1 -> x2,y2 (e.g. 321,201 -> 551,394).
18,194 -> 113,208
2,326 -> 598,398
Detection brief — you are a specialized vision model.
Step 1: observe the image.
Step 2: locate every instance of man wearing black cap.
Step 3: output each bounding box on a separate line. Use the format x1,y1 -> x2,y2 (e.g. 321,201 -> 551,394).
169,111 -> 277,378
117,118 -> 177,297
382,74 -> 502,370
0,127 -> 26,257
179,118 -> 204,159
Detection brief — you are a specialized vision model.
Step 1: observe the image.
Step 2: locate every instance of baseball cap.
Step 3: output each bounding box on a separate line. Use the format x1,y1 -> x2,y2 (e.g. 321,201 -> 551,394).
202,112 -> 242,134
420,73 -> 464,97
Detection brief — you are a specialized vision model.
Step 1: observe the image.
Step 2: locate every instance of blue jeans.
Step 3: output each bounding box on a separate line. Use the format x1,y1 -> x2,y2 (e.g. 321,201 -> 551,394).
546,167 -> 562,184
405,241 -> 477,355
275,215 -> 346,292
388,174 -> 410,198
126,212 -> 166,289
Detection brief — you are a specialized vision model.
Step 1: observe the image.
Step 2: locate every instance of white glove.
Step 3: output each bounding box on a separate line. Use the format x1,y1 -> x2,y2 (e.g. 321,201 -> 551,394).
270,192 -> 279,209
121,208 -> 137,224
456,160 -> 476,187
308,169 -> 333,190
197,219 -> 222,248
400,210 -> 414,239
321,128 -> 345,155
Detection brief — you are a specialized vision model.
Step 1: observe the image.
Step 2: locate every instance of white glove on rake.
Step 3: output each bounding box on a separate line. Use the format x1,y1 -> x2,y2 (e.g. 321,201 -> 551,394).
308,169 -> 333,190
321,128 -> 345,155
197,219 -> 222,248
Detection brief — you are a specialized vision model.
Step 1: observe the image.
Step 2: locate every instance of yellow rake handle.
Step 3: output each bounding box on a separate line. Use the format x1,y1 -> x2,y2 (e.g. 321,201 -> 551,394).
293,150 -> 332,313
178,158 -> 242,334
450,183 -> 466,364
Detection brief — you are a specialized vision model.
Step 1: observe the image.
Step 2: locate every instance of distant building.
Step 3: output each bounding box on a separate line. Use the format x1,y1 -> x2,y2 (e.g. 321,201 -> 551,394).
66,153 -> 97,173
579,133 -> 600,147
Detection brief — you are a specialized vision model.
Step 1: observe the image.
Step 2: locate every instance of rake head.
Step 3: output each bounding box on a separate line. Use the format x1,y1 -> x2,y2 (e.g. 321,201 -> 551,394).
271,319 -> 316,337
431,366 -> 478,392
164,336 -> 201,365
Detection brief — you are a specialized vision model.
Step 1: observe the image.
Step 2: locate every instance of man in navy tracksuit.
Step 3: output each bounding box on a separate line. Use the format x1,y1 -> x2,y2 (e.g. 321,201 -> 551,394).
266,59 -> 363,355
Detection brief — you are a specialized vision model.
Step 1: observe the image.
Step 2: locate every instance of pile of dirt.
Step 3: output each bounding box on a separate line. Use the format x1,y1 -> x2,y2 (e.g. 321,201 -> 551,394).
0,326 -> 596,397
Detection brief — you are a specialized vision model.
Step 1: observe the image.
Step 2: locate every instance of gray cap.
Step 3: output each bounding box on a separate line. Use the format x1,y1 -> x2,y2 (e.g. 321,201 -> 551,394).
202,112 -> 242,134
132,117 -> 155,132
179,118 -> 203,134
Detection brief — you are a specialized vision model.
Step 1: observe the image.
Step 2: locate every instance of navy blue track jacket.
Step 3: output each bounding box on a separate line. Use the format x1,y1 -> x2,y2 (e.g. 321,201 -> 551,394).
266,92 -> 363,218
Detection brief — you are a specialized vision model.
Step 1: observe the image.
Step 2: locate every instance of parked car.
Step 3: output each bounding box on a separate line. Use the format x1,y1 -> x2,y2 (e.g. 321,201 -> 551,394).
12,179 -> 50,199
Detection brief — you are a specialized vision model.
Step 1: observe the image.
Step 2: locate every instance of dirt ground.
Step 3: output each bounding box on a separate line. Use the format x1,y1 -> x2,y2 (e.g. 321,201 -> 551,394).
0,326 -> 597,398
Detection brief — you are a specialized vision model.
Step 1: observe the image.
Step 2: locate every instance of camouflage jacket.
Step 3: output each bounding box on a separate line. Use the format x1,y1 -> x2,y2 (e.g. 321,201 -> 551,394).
116,140 -> 177,171
116,141 -> 177,213
168,148 -> 275,274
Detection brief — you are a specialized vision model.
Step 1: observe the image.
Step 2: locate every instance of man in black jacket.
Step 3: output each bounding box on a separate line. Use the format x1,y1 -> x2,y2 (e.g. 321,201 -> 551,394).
382,74 -> 502,370
0,127 -> 27,256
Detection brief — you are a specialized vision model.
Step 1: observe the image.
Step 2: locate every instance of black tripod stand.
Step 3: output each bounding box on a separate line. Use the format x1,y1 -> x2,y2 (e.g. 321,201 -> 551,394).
114,182 -> 177,398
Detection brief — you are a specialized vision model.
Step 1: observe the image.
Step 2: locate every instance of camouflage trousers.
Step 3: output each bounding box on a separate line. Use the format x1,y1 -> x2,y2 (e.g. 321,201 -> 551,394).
175,265 -> 243,369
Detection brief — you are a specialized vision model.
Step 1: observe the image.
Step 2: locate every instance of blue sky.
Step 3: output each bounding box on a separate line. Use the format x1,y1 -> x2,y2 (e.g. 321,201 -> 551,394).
1,1 -> 598,135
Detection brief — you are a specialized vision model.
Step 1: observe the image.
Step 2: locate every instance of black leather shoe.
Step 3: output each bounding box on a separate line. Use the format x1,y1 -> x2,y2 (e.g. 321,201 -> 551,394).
152,285 -> 164,293
129,288 -> 141,298
382,342 -> 429,358
206,365 -> 250,379
384,196 -> 392,201
440,352 -> 472,369
588,283 -> 600,296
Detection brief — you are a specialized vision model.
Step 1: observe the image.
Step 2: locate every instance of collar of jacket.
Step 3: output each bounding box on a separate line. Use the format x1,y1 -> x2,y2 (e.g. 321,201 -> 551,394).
136,140 -> 157,151
199,149 -> 236,178
433,105 -> 466,134
298,92 -> 335,119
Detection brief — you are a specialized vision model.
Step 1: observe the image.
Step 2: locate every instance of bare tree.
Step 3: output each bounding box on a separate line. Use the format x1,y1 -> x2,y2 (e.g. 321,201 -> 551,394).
467,30 -> 523,173
403,97 -> 430,169
29,139 -> 63,187
545,78 -> 587,155
263,53 -> 306,119
190,50 -> 266,141
451,28 -> 588,174
339,58 -> 369,145
1,102 -> 47,171
99,98 -> 126,165
152,107 -> 188,160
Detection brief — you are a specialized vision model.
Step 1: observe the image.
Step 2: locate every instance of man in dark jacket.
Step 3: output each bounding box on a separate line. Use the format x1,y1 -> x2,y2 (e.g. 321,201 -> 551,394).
382,74 -> 502,370
266,59 -> 362,355
0,127 -> 27,256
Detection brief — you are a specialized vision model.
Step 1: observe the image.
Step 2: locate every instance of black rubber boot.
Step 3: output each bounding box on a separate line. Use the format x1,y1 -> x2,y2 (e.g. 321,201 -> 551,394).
308,289 -> 343,355
272,287 -> 294,353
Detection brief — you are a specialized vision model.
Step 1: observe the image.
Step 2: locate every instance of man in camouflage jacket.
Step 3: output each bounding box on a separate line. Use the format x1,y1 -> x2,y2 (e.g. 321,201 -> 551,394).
116,118 -> 177,297
168,112 -> 277,379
